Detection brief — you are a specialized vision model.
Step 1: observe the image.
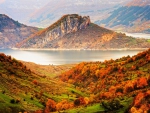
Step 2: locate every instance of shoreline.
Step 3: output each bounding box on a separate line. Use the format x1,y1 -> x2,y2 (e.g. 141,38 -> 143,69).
11,48 -> 149,51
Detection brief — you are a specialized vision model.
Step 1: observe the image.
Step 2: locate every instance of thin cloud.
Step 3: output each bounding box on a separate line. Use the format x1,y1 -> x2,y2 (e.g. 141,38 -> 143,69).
0,0 -> 5,4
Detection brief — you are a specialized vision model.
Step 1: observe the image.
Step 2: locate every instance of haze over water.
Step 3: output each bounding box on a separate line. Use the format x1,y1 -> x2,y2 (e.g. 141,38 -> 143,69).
0,49 -> 144,65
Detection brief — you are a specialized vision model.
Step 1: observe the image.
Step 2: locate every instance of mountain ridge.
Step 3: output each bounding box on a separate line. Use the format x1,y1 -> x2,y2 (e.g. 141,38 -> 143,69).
26,0 -> 131,27
96,0 -> 150,33
0,14 -> 39,48
16,14 -> 150,50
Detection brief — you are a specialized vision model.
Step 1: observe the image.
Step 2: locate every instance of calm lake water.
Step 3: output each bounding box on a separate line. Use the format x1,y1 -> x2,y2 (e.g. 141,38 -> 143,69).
0,49 -> 144,65
120,32 -> 150,39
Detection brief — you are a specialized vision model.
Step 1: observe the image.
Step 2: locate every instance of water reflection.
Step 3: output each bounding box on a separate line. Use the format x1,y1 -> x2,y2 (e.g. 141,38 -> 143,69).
0,49 -> 143,65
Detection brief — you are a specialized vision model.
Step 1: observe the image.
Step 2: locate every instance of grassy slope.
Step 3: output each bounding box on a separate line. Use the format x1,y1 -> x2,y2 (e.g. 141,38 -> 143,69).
0,53 -> 79,112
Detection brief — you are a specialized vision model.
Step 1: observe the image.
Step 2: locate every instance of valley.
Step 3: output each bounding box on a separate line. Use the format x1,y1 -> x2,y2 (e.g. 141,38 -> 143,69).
0,0 -> 150,113
0,48 -> 150,113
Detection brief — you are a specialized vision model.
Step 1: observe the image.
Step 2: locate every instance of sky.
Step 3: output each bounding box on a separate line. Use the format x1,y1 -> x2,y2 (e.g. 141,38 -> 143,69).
0,0 -> 50,22
0,0 -> 5,4
0,0 -> 131,27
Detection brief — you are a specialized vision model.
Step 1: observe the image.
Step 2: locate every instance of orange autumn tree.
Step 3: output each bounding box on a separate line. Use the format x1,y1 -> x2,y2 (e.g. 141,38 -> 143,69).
137,77 -> 148,89
45,99 -> 56,113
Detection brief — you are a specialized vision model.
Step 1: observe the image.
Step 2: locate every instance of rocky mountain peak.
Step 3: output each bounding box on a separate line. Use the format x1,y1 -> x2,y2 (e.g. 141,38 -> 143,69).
42,14 -> 91,36
17,14 -> 91,48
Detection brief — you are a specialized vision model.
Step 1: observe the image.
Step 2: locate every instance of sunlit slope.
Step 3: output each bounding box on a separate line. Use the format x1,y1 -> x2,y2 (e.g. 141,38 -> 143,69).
0,53 -> 81,113
60,48 -> 150,112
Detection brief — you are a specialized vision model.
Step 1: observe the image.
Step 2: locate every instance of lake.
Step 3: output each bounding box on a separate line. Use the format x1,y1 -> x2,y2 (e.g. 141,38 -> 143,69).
0,49 -> 144,65
120,32 -> 150,39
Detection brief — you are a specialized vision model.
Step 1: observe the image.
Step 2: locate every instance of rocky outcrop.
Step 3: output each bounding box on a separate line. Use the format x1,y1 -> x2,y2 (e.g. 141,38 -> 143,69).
17,14 -> 91,48
45,14 -> 90,40
0,14 -> 38,48
16,14 -> 150,50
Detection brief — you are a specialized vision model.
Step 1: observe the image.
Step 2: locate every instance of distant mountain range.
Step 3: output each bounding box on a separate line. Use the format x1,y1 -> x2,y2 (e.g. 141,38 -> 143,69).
0,14 -> 38,48
96,0 -> 150,33
16,14 -> 150,50
25,0 -> 131,27
1,0 -> 149,34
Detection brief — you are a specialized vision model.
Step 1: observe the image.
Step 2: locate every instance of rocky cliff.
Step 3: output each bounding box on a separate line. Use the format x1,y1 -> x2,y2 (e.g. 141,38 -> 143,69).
0,14 -> 39,48
17,14 -> 91,48
17,14 -> 150,50
44,14 -> 90,38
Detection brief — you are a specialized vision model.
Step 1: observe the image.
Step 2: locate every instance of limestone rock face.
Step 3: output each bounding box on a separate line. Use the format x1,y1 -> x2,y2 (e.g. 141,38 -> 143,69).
46,15 -> 90,39
17,14 -> 91,48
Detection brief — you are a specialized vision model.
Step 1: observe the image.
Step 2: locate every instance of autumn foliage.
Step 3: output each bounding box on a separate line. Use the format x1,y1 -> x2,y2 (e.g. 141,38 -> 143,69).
60,49 -> 150,103
130,90 -> 150,113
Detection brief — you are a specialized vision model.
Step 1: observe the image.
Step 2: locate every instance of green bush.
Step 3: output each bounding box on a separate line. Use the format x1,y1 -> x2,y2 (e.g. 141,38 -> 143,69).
101,99 -> 123,111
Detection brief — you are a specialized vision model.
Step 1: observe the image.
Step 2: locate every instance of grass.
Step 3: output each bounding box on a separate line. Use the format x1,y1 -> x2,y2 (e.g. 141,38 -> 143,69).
38,69 -> 56,77
117,97 -> 133,113
139,67 -> 149,72
52,94 -> 76,102
20,93 -> 44,110
43,92 -> 76,102
67,87 -> 88,97
0,93 -> 23,112
66,103 -> 105,113
99,64 -> 106,68
0,93 -> 12,104
147,39 -> 150,42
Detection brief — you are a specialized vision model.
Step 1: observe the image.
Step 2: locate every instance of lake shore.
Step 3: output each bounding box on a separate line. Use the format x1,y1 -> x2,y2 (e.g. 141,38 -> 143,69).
11,47 -> 149,51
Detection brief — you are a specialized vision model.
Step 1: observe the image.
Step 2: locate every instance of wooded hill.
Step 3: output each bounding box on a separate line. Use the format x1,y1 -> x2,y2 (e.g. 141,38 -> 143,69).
60,48 -> 150,113
0,48 -> 150,113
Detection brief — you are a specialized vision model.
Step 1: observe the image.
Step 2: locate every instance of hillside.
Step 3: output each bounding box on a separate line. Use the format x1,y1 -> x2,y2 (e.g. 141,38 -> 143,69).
96,0 -> 150,33
60,48 -> 150,112
0,53 -> 80,113
0,48 -> 150,112
16,14 -> 150,50
0,14 -> 39,48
